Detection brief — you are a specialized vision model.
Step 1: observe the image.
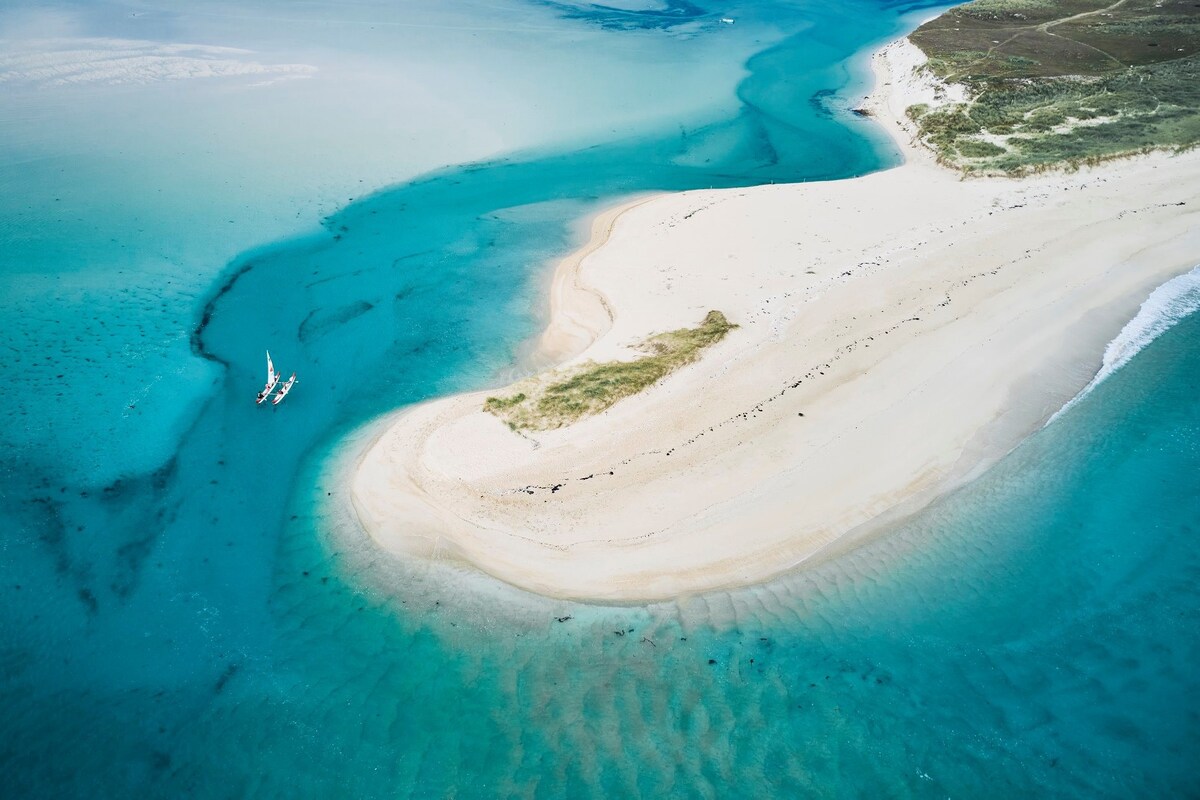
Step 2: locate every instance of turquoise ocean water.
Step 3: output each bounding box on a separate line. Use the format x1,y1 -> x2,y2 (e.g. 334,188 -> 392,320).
2,0 -> 1198,796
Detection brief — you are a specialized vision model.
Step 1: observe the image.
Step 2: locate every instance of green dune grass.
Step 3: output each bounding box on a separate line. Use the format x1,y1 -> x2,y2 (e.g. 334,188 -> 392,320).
485,310 -> 737,431
907,0 -> 1200,173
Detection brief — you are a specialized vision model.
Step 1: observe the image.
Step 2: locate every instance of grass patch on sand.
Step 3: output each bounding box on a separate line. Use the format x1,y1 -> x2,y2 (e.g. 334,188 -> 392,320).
908,0 -> 1200,173
484,310 -> 737,431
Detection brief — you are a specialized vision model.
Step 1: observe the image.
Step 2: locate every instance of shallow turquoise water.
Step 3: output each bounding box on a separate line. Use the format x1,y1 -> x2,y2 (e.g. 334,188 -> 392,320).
2,0 -> 1198,796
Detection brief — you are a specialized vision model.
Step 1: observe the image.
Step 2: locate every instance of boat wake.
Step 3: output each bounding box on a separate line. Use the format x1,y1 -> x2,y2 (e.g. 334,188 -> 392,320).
1048,263 -> 1200,425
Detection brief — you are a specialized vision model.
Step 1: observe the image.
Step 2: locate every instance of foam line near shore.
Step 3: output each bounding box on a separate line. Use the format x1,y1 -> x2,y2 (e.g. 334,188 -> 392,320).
1048,264 -> 1200,426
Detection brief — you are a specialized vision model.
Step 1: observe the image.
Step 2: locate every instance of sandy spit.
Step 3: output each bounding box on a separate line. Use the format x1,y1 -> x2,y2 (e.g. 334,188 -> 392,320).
349,37 -> 1200,601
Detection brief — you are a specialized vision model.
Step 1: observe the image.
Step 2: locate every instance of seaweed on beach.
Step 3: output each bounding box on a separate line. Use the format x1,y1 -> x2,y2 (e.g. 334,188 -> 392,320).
484,310 -> 736,431
906,0 -> 1200,173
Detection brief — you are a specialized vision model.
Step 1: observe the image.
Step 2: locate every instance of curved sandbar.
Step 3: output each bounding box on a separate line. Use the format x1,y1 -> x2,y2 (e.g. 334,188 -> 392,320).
351,41 -> 1200,602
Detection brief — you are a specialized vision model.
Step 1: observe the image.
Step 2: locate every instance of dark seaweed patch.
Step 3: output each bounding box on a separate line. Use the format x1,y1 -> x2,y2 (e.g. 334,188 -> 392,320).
77,587 -> 98,615
213,662 -> 240,694
298,301 -> 375,343
191,260 -> 257,366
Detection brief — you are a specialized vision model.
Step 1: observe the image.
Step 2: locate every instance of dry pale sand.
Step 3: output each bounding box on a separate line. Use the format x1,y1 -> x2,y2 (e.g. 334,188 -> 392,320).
350,38 -> 1200,602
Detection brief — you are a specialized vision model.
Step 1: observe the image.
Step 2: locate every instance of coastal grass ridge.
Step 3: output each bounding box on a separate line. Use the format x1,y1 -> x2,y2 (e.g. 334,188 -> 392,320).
485,310 -> 737,431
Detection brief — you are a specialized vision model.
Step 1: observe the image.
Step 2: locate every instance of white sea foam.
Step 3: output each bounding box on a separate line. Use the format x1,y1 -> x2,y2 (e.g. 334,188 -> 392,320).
1048,264 -> 1200,425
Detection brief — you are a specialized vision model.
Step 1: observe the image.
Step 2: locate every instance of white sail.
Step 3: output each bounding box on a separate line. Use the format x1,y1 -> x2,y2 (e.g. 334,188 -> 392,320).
257,350 -> 281,405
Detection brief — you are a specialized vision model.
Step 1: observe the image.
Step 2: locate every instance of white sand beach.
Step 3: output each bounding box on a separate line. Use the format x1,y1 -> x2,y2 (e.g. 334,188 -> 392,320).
350,39 -> 1200,601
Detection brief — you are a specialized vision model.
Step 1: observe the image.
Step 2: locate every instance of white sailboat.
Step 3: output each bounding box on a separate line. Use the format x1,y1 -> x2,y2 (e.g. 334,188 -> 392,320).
256,351 -> 279,405
272,372 -> 298,406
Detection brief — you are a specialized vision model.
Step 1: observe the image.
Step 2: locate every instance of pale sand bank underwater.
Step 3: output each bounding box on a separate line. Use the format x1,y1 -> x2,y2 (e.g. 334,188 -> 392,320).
351,38 -> 1200,601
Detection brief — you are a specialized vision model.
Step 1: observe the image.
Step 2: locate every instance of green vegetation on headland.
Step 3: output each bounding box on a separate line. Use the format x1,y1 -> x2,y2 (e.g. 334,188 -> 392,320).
484,310 -> 737,431
908,0 -> 1200,173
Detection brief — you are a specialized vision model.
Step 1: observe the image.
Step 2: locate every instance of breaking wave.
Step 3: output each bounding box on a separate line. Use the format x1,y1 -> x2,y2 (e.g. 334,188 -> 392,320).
1049,263 -> 1200,425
